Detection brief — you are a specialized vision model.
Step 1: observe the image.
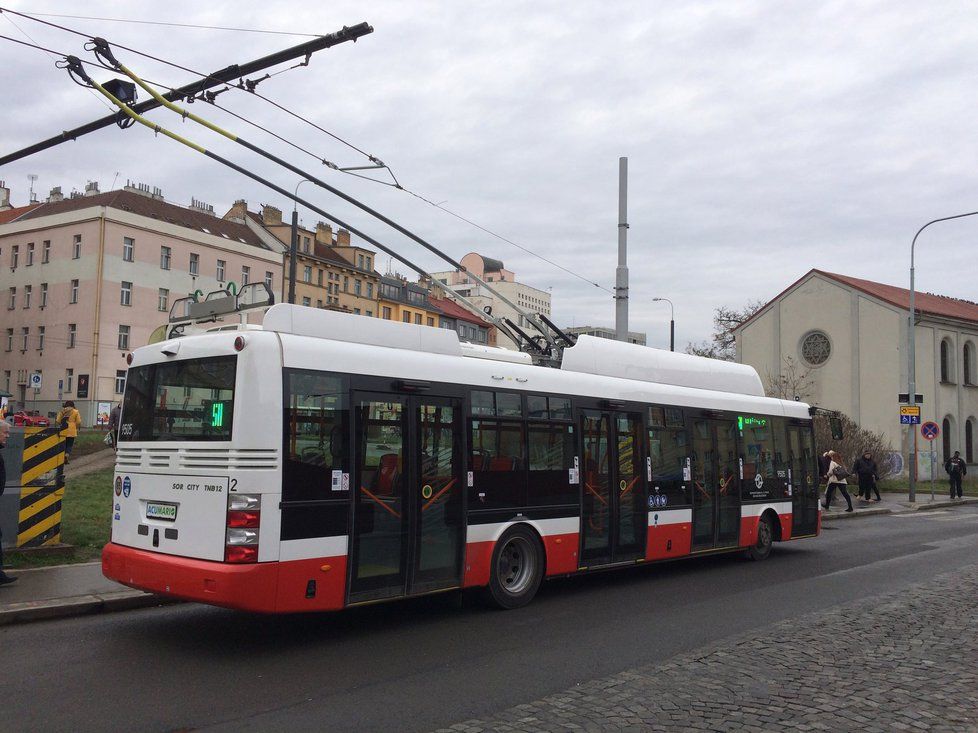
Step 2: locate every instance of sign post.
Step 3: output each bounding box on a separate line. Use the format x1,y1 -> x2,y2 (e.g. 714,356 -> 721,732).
920,421 -> 940,502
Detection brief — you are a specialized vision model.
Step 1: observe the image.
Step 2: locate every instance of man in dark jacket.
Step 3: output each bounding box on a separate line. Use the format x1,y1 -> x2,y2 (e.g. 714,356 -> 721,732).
853,450 -> 881,502
0,419 -> 16,585
945,451 -> 967,499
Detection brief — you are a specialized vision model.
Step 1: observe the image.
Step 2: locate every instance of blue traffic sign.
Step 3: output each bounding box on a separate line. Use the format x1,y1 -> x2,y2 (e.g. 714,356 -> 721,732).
900,414 -> 921,425
920,421 -> 940,440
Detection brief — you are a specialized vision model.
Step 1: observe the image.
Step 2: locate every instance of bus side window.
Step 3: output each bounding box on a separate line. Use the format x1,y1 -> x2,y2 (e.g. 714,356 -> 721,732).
469,419 -> 525,509
283,370 -> 349,502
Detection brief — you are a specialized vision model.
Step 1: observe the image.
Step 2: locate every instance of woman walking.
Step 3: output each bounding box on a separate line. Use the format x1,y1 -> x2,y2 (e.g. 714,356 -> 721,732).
823,450 -> 854,512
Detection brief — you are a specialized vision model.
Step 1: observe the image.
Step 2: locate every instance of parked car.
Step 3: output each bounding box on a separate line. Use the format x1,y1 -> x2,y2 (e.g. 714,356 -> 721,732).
10,411 -> 51,427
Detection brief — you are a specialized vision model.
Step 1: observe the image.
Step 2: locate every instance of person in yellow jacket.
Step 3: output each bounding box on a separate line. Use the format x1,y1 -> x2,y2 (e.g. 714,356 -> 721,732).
57,400 -> 83,464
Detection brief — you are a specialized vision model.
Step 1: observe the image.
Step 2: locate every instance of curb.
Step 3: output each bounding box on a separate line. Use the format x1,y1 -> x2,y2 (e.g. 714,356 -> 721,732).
822,507 -> 892,521
0,590 -> 180,626
821,496 -> 978,521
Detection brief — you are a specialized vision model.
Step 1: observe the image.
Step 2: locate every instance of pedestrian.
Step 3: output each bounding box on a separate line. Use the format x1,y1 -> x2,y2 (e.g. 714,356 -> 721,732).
107,402 -> 122,451
823,450 -> 854,512
0,419 -> 16,585
57,400 -> 82,464
853,450 -> 881,502
944,450 -> 967,500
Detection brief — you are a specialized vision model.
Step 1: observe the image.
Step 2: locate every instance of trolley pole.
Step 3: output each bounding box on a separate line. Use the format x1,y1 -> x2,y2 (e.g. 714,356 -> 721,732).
615,157 -> 629,342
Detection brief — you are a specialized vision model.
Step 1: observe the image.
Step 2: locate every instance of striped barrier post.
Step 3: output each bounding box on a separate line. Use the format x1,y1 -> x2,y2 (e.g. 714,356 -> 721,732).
17,427 -> 66,548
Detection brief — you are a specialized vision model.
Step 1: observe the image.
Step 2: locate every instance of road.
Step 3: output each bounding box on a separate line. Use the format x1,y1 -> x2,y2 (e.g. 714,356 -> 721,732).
2,505 -> 977,732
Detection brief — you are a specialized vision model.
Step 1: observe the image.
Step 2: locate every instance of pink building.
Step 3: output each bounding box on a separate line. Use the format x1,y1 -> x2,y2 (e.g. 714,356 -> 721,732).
0,182 -> 285,424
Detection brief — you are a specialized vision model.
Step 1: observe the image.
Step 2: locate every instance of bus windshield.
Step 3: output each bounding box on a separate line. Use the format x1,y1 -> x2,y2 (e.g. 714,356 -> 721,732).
119,356 -> 236,442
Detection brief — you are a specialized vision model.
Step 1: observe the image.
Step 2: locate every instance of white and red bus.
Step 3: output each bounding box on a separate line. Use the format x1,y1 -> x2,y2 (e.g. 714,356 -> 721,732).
103,304 -> 820,611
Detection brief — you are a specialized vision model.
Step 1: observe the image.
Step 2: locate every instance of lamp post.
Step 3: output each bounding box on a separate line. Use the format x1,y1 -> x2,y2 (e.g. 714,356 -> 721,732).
289,179 -> 314,305
652,297 -> 675,351
907,210 -> 978,503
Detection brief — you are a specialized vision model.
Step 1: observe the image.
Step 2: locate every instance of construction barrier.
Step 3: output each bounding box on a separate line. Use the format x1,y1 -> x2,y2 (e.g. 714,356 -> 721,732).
16,427 -> 66,548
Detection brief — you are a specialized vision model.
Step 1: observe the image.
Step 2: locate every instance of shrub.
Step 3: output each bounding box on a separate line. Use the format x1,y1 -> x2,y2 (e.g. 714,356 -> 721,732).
814,413 -> 895,478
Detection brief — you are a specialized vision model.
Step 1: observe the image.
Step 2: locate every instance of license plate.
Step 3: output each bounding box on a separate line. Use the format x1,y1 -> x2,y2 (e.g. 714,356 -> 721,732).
146,501 -> 178,522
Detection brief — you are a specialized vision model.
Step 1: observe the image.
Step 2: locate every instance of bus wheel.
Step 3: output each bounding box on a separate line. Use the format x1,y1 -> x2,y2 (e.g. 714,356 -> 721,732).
746,515 -> 774,561
486,526 -> 544,609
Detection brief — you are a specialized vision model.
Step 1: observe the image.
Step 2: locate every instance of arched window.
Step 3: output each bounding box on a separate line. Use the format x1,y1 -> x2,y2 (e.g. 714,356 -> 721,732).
967,418 -> 975,464
964,341 -> 976,386
942,417 -> 952,462
940,338 -> 952,383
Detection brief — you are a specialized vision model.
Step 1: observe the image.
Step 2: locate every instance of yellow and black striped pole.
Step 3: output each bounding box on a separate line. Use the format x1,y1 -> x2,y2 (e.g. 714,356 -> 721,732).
17,427 -> 66,547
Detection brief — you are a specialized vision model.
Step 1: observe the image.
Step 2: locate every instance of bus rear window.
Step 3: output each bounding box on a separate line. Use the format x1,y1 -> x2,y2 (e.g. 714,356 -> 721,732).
120,356 -> 236,442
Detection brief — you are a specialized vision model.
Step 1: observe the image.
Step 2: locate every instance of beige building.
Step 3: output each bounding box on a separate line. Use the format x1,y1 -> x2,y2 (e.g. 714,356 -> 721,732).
0,182 -> 284,424
735,269 -> 978,468
431,253 -> 551,350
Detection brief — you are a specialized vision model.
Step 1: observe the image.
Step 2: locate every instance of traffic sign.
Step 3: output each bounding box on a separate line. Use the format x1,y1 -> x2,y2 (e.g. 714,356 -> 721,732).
899,406 -> 921,417
901,414 -> 921,425
28,372 -> 42,389
921,421 -> 940,441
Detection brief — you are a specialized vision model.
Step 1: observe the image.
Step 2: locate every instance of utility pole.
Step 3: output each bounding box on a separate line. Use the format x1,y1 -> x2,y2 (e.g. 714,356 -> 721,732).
288,210 -> 298,305
615,157 -> 629,342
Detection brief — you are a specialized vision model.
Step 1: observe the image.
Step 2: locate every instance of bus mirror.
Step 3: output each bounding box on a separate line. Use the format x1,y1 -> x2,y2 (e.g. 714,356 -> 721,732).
829,417 -> 844,440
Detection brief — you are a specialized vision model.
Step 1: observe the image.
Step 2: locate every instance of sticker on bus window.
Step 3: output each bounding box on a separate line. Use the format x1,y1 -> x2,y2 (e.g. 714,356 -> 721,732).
467,471 -> 474,488
568,468 -> 579,485
331,470 -> 342,491
341,473 -> 350,492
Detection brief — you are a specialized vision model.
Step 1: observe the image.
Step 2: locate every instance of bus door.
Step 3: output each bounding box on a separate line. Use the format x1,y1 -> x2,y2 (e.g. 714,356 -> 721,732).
690,418 -> 741,551
579,408 -> 647,567
349,392 -> 464,603
787,424 -> 819,537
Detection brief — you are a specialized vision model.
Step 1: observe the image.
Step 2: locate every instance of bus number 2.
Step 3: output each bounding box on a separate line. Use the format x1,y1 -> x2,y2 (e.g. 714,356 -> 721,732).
229,478 -> 238,492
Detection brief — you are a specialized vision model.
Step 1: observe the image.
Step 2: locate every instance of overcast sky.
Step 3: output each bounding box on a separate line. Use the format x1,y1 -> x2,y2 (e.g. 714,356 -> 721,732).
2,1 -> 977,349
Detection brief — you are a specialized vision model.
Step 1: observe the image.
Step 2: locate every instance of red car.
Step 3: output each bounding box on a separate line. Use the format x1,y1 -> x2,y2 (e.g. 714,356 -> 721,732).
9,411 -> 51,427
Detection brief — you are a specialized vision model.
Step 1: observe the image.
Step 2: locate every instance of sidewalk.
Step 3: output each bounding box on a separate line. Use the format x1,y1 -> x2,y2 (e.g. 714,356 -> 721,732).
821,490 -> 978,520
0,560 -> 173,625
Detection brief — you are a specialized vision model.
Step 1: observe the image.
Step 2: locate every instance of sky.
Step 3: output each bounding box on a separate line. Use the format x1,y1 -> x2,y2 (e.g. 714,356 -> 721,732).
2,1 -> 978,350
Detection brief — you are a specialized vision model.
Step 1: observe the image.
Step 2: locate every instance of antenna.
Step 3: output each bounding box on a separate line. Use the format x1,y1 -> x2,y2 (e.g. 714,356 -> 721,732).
27,174 -> 38,203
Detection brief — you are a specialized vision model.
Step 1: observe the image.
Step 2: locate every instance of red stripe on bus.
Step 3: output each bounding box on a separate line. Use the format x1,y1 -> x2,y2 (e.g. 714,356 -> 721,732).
463,540 -> 493,588
275,556 -> 347,612
645,522 -> 692,560
542,532 -> 579,576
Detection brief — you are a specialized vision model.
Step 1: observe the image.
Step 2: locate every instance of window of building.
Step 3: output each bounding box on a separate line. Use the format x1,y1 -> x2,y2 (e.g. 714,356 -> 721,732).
354,280 -> 362,296
303,266 -> 312,283
26,242 -> 34,266
120,281 -> 132,306
158,288 -> 169,312
402,312 -> 411,323
40,283 -> 48,308
70,279 -> 79,304
365,257 -> 371,270
353,308 -> 361,315
67,324 -> 76,348
3,370 -> 9,391
42,240 -> 50,263
265,271 -> 273,290
4,329 -> 12,352
414,313 -> 422,325
382,306 -> 392,320
317,269 -> 323,287
123,237 -> 134,262
940,338 -> 954,383
7,287 -> 15,310
37,326 -> 45,351
964,341 -> 976,386
66,368 -> 73,393
366,310 -> 373,317
241,266 -> 250,285
72,234 -> 81,259
216,259 -> 226,281
358,254 -> 364,269
190,252 -> 199,276
800,331 -> 831,366
160,245 -> 171,270
427,316 -> 435,327
11,245 -> 19,268
115,370 -> 127,394
302,296 -> 311,307
343,276 -> 349,292
316,299 -> 323,308
966,417 -> 975,464
23,284 -> 31,309
302,236 -> 311,253
21,327 -> 29,351
118,325 -> 130,350
942,416 -> 953,461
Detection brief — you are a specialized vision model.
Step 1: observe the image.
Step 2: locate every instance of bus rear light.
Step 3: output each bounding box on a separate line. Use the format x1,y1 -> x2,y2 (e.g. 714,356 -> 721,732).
234,335 -> 246,351
226,527 -> 259,545
225,546 -> 258,564
228,494 -> 261,511
227,510 -> 260,528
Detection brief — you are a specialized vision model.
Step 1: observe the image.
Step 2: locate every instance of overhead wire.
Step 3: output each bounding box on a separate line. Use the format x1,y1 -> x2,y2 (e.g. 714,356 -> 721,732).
2,6 -> 614,296
21,12 -> 321,37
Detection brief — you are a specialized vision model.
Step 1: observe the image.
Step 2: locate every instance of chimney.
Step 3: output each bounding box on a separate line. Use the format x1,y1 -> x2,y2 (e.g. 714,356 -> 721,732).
261,204 -> 283,226
336,228 -> 351,246
0,181 -> 10,211
224,199 -> 249,223
84,180 -> 100,197
315,221 -> 334,244
47,186 -> 64,203
189,197 -> 215,216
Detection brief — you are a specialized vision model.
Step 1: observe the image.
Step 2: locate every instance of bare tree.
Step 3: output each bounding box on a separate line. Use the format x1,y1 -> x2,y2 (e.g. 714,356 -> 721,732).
765,356 -> 815,402
685,300 -> 766,361
814,414 -> 895,479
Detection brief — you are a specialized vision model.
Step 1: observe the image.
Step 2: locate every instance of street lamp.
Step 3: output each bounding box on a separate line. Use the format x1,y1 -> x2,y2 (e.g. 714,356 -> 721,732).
289,179 -> 314,305
652,297 -> 675,352
907,210 -> 978,503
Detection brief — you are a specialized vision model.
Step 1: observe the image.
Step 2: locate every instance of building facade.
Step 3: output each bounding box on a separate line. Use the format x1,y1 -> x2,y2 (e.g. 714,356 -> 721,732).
564,325 -> 647,345
378,275 -> 440,326
0,183 -> 284,424
429,296 -> 495,345
735,269 -> 978,468
431,253 -> 551,350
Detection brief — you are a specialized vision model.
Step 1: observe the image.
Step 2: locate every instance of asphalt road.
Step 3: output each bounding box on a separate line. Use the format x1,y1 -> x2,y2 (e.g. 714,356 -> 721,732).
3,505 -> 978,733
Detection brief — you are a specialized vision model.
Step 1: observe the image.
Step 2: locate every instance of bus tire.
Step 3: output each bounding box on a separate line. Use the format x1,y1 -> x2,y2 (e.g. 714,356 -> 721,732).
746,514 -> 774,561
485,525 -> 544,609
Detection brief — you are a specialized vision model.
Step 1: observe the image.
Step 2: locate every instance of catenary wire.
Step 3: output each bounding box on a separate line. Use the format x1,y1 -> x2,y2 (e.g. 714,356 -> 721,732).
3,7 -> 614,295
22,11 -> 321,37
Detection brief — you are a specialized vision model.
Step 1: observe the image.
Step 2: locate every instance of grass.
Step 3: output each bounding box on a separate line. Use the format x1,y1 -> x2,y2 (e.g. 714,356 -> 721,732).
7,466 -> 114,569
70,430 -> 113,459
878,476 -> 978,497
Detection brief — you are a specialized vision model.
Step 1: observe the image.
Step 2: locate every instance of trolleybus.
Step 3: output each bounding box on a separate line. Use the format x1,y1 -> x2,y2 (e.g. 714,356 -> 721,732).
103,303 -> 821,611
